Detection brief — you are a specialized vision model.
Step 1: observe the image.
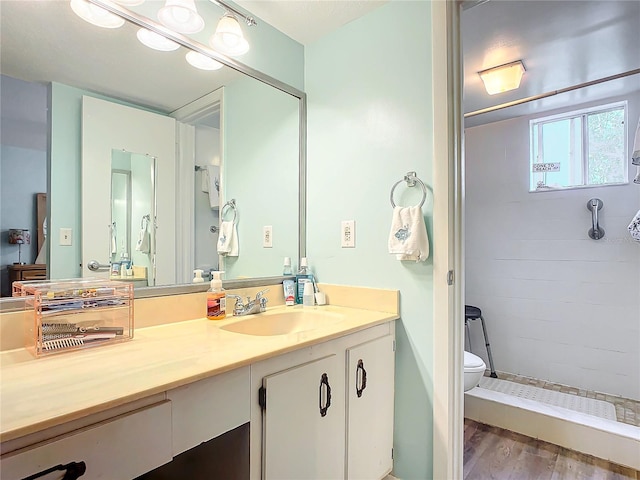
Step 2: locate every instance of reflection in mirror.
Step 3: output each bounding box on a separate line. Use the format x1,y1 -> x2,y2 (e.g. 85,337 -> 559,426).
0,0 -> 305,300
110,151 -> 156,287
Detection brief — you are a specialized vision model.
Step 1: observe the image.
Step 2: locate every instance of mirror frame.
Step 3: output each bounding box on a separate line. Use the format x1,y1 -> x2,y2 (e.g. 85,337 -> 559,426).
0,0 -> 306,312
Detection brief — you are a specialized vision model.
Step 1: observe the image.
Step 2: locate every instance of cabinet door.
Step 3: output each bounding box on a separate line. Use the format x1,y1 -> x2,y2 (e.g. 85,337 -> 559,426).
346,335 -> 395,479
262,354 -> 345,480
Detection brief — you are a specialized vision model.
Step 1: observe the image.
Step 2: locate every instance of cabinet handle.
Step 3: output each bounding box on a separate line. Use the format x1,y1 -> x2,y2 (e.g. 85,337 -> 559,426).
319,372 -> 332,417
23,461 -> 86,480
356,359 -> 367,398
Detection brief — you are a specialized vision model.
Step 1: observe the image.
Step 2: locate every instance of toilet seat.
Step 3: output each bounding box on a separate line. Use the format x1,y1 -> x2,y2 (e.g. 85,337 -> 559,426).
464,351 -> 485,372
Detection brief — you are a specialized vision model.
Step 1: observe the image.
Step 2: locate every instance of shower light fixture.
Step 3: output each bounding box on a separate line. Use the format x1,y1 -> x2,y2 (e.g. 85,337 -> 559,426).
479,60 -> 526,95
210,13 -> 250,56
185,51 -> 223,70
137,28 -> 180,51
158,0 -> 204,34
70,0 -> 125,28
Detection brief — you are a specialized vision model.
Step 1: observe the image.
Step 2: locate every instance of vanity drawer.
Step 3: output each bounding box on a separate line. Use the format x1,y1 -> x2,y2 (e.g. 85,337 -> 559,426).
167,366 -> 250,456
0,401 -> 172,480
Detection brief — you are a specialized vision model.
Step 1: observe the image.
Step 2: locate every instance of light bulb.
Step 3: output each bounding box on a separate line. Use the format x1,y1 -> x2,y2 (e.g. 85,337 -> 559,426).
185,51 -> 223,71
70,0 -> 125,28
137,28 -> 180,51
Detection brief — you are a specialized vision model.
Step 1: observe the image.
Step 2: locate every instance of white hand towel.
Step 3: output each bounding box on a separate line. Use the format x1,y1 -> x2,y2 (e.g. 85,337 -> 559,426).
628,210 -> 640,242
632,117 -> 640,166
388,206 -> 430,262
200,166 -> 209,193
217,220 -> 239,256
135,216 -> 151,254
111,223 -> 117,254
206,165 -> 220,209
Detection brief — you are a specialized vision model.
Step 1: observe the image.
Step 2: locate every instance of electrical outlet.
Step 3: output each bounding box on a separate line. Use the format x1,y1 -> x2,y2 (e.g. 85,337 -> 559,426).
263,225 -> 273,248
341,220 -> 355,248
59,228 -> 72,246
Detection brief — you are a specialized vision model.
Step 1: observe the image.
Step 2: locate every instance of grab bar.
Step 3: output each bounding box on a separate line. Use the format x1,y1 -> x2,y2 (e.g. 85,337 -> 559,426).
587,198 -> 605,240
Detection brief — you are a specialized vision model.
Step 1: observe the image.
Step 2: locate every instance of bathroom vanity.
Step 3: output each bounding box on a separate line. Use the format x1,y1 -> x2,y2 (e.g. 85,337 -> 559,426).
0,303 -> 397,480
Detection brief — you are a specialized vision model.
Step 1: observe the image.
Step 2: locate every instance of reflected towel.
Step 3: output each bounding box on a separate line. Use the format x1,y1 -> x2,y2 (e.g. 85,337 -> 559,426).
217,220 -> 238,256
204,165 -> 220,209
388,206 -> 429,262
632,117 -> 640,166
111,222 -> 117,254
628,210 -> 640,242
135,216 -> 151,254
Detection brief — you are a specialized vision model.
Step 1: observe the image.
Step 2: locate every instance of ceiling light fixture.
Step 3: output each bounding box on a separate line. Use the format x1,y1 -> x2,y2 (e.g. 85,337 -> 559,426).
185,51 -> 224,70
210,12 -> 249,56
137,28 -> 180,51
158,0 -> 204,34
478,60 -> 526,95
70,0 -> 125,28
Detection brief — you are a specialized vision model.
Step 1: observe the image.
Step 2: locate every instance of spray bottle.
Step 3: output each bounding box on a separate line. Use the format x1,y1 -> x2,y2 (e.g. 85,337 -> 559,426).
207,271 -> 226,320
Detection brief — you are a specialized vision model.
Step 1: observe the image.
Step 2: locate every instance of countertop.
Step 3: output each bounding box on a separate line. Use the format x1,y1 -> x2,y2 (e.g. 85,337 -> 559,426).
0,305 -> 397,443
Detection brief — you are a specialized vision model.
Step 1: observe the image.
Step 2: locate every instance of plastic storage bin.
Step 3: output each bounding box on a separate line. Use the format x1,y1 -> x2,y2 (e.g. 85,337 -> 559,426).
23,279 -> 134,357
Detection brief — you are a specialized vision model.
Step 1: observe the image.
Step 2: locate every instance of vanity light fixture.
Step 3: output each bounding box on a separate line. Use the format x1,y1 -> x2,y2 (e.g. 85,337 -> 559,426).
158,0 -> 204,34
70,0 -> 125,28
478,60 -> 526,95
210,12 -> 250,56
185,50 -> 224,70
137,28 -> 180,51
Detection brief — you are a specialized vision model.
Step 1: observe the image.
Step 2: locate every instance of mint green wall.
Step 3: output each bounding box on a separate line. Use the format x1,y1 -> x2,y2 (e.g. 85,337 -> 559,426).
223,77 -> 299,278
305,2 -> 435,477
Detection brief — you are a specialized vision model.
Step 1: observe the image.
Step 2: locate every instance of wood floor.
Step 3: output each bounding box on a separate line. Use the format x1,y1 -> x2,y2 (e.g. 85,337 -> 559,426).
464,419 -> 639,479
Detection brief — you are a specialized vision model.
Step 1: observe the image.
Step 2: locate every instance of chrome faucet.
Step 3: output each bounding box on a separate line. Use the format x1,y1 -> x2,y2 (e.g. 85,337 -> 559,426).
227,289 -> 269,316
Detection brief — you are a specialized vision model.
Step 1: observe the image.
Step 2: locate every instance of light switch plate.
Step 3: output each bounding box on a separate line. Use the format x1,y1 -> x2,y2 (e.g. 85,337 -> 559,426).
341,220 -> 355,248
263,225 -> 273,248
59,228 -> 72,246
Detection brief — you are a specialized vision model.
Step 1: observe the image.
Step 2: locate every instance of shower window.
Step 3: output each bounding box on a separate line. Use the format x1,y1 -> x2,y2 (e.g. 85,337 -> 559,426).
529,102 -> 627,191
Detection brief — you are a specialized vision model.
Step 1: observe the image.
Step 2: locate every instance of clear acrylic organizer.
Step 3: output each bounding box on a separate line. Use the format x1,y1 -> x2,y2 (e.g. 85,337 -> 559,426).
23,279 -> 134,357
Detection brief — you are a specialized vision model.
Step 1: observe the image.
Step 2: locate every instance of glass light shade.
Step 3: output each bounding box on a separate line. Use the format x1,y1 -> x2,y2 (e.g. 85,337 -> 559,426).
158,0 -> 204,34
69,0 -> 125,29
478,61 -> 525,95
185,51 -> 223,71
137,28 -> 180,51
210,14 -> 249,56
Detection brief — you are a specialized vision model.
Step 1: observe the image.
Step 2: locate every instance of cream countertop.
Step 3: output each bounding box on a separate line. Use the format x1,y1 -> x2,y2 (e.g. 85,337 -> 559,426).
0,304 -> 397,443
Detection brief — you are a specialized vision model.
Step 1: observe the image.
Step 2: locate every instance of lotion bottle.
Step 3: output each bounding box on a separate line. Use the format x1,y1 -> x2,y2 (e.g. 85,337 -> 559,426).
207,271 -> 226,320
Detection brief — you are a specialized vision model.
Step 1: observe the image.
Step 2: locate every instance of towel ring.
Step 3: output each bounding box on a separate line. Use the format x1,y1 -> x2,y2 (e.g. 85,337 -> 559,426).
390,172 -> 427,208
221,199 -> 237,223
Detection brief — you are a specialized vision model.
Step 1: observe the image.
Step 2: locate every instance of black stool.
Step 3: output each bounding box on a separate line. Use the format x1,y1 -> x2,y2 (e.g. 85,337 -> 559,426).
465,305 -> 497,378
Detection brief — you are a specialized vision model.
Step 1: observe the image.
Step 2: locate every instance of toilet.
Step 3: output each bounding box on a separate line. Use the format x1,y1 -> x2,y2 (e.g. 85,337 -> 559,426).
464,351 -> 486,392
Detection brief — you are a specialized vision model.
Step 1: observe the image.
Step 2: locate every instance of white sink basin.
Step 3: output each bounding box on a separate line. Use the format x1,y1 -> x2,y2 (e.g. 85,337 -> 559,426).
220,309 -> 345,336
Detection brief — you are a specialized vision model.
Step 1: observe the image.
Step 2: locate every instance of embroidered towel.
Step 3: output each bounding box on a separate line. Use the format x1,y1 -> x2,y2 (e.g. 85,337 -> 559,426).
135,217 -> 151,254
217,220 -> 239,256
203,165 -> 220,209
629,210 -> 640,242
632,117 -> 640,166
388,206 -> 430,262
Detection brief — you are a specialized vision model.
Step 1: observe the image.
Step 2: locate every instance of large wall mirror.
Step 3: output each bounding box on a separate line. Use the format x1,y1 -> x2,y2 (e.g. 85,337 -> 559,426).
0,0 -> 306,301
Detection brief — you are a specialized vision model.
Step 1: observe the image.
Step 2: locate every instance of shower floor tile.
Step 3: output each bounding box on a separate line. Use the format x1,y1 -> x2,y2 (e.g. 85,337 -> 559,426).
485,371 -> 640,427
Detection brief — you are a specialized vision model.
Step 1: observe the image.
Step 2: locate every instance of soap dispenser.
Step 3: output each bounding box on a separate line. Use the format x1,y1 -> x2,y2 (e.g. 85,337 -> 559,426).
207,271 -> 226,320
192,269 -> 205,283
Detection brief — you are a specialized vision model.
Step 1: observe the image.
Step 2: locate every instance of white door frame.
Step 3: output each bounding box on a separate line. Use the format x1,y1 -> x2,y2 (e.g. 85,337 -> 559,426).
432,1 -> 464,479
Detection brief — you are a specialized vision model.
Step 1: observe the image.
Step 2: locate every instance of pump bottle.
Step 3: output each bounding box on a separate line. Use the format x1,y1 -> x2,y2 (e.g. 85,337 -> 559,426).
207,271 -> 226,320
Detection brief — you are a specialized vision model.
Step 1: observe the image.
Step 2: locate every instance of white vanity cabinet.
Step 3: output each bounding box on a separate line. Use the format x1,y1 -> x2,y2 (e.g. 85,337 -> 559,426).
250,321 -> 396,480
262,354 -> 346,479
346,335 -> 395,479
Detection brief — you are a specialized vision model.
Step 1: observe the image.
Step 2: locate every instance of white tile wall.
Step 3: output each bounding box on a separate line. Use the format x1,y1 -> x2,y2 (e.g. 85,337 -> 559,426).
465,92 -> 640,400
